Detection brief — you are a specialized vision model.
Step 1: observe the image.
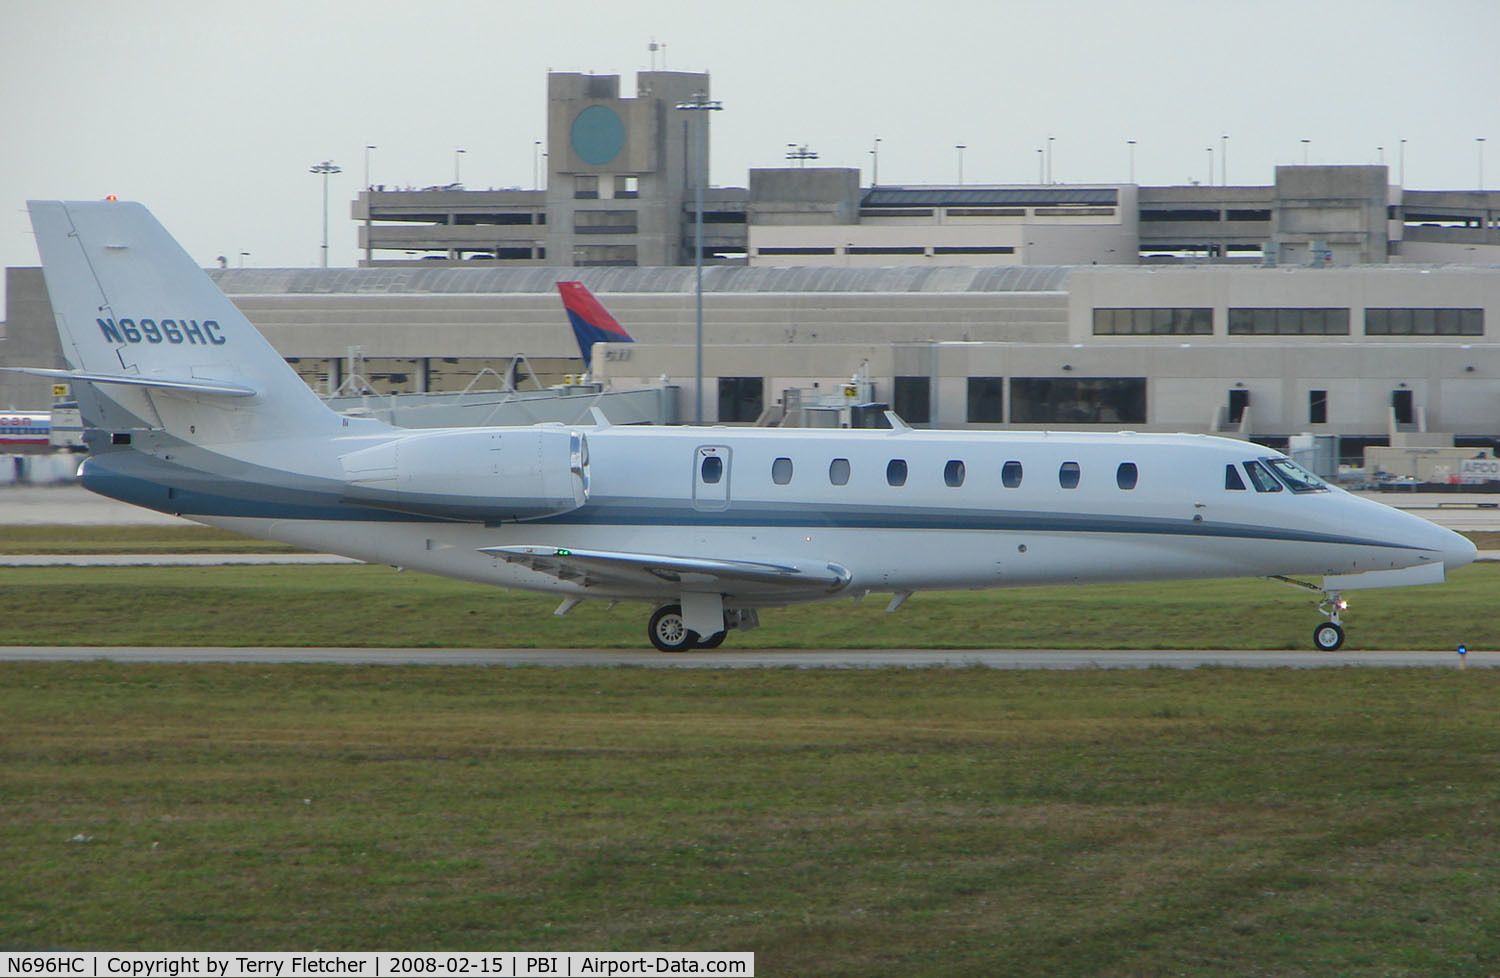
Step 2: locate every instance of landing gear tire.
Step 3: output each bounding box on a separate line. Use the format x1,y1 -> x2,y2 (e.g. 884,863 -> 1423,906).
1313,621 -> 1345,652
696,630 -> 727,649
648,604 -> 699,653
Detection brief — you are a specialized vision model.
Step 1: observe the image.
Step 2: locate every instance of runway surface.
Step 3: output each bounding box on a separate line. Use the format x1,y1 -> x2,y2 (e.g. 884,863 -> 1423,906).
1,646 -> 1492,669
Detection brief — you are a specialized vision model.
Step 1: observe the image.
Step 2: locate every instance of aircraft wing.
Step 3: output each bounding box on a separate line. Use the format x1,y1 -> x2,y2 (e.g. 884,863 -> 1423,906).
481,544 -> 852,594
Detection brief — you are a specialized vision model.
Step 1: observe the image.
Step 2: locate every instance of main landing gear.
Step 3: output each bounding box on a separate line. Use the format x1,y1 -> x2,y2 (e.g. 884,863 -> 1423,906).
646,602 -> 756,652
1271,576 -> 1347,651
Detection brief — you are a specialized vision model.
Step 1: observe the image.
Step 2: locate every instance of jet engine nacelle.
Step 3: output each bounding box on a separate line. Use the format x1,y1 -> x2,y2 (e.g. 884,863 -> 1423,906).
340,426 -> 588,521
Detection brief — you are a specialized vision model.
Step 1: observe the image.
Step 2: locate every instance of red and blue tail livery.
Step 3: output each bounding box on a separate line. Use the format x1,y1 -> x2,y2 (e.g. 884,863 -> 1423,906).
556,281 -> 632,367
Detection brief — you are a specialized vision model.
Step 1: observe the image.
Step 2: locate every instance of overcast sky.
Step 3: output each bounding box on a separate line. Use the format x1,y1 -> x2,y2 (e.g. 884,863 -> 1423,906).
3,0 -> 1498,307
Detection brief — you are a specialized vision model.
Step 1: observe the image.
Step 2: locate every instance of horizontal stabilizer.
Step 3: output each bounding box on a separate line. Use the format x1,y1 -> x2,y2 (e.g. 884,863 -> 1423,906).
482,544 -> 851,594
1,367 -> 258,398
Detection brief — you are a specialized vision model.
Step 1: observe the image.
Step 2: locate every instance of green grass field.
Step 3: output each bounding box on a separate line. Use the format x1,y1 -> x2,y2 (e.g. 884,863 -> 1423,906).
2,664 -> 1497,975
0,561 -> 1492,650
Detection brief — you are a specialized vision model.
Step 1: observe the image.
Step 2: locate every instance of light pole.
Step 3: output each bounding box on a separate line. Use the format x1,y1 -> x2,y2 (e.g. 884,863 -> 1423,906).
533,140 -> 542,190
1399,138 -> 1407,186
675,92 -> 723,425
785,144 -> 818,167
1037,148 -> 1044,184
955,144 -> 966,185
1301,139 -> 1310,164
309,160 -> 341,268
870,136 -> 881,187
454,148 -> 466,185
1206,147 -> 1214,186
362,146 -> 377,267
1046,136 -> 1055,183
1478,137 -> 1487,189
1127,139 -> 1136,184
1221,134 -> 1228,186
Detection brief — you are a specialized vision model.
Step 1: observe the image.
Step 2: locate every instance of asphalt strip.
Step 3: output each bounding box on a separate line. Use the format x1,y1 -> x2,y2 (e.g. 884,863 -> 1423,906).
0,647 -> 1492,669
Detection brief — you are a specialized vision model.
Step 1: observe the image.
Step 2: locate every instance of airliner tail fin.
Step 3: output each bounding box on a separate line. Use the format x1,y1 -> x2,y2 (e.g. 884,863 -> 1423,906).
556,280 -> 632,368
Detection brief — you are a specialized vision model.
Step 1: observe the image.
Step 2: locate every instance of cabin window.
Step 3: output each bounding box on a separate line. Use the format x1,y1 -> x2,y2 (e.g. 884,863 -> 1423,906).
1059,461 -> 1081,489
1225,464 -> 1247,490
1116,462 -> 1138,490
1002,460 -> 1023,488
700,455 -> 723,485
1243,459 -> 1283,492
772,457 -> 793,485
829,458 -> 851,486
887,459 -> 908,486
944,460 -> 966,488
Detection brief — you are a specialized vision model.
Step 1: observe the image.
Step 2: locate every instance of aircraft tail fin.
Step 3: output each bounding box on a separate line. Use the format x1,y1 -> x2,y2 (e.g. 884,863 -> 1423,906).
556,281 -> 632,368
26,200 -> 345,445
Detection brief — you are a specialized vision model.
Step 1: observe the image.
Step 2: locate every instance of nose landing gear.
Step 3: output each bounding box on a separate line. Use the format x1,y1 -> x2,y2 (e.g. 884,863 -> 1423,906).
1271,576 -> 1347,651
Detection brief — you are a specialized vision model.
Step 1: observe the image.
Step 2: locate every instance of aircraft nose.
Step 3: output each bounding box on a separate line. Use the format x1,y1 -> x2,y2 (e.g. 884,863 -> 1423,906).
1439,525 -> 1478,571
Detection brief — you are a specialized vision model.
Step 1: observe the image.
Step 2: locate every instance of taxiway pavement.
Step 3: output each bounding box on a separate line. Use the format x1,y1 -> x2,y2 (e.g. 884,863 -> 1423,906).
0,646 -> 1491,669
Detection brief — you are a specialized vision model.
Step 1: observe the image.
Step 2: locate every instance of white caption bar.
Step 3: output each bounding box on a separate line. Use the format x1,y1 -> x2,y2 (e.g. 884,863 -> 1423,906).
0,953 -> 754,978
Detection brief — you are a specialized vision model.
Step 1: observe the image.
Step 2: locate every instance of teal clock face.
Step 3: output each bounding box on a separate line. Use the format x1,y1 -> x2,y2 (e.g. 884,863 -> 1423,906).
571,105 -> 626,166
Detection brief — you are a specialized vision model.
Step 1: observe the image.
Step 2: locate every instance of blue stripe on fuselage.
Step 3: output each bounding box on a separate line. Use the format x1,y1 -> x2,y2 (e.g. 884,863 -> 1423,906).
77,463 -> 1430,553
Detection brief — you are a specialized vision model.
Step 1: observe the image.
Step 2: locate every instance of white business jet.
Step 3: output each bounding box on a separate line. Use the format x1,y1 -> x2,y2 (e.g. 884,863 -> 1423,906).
13,200 -> 1477,652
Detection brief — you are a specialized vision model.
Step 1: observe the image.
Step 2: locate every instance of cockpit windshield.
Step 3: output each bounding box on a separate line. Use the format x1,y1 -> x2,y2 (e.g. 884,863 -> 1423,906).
1242,460 -> 1282,492
1264,456 -> 1330,493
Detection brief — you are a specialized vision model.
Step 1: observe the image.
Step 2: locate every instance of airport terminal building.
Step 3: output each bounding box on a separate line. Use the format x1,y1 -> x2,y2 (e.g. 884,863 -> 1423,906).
6,68 -> 1500,465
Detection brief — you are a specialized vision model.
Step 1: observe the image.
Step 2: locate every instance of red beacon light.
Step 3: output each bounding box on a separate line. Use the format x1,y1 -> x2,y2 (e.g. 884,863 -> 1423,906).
104,195 -> 118,201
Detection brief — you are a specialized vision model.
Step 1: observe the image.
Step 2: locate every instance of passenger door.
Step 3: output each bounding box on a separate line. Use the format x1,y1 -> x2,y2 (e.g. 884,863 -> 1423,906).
692,445 -> 731,511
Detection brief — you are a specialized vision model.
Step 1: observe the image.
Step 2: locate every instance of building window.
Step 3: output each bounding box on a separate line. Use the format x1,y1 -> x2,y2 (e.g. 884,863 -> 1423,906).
574,210 -> 638,234
1139,209 -> 1221,222
893,376 -> 931,425
1227,308 -> 1351,335
574,175 -> 599,199
1392,389 -> 1415,425
1093,308 -> 1212,336
887,459 -> 908,486
944,460 -> 965,488
1010,378 -> 1147,425
1365,308 -> 1483,336
573,244 -> 637,266
1059,462 -> 1081,489
755,246 -> 837,256
614,175 -> 639,199
847,246 -> 925,256
829,458 -> 851,486
1002,460 -> 1023,488
1228,388 -> 1249,424
717,377 -> 764,424
932,245 -> 1017,255
772,457 -> 793,485
1116,462 -> 1138,490
967,377 -> 1005,423
1309,390 -> 1328,424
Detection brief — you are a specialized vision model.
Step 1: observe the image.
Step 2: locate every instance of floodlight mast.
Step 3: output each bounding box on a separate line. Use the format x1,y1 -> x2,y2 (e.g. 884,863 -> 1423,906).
674,92 -> 723,424
309,161 -> 342,268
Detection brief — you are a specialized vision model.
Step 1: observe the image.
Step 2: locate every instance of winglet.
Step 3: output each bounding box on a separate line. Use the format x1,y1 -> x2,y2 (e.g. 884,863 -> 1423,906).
884,411 -> 913,432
